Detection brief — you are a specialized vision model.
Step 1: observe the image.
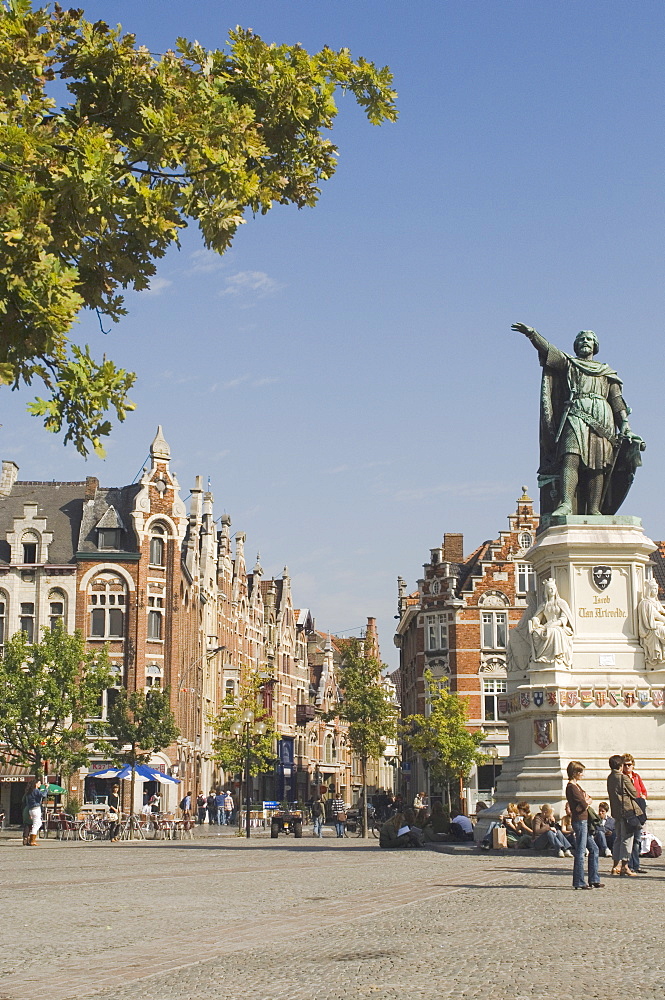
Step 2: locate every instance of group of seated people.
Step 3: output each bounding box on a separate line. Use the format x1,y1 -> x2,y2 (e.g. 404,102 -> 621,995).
502,800 -> 615,856
379,801 -> 478,848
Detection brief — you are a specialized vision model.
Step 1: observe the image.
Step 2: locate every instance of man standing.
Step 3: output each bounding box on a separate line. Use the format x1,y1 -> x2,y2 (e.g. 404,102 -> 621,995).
206,790 -> 216,825
196,791 -> 206,825
311,797 -> 325,838
331,793 -> 346,838
214,789 -> 225,825
224,790 -> 234,826
607,754 -> 643,876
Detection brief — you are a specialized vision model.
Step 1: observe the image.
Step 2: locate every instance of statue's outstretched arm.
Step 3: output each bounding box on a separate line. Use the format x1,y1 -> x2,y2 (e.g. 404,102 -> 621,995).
511,322 -> 550,355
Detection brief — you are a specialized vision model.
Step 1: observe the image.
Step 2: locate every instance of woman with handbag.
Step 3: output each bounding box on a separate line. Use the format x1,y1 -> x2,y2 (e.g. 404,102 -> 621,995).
607,754 -> 644,876
622,753 -> 648,874
331,794 -> 347,838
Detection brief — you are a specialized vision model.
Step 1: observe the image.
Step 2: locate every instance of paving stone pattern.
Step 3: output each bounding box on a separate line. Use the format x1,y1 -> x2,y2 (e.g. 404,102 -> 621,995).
1,833 -> 664,1000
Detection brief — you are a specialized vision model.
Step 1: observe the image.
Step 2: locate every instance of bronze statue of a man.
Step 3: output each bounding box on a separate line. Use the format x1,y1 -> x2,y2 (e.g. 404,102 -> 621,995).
512,323 -> 645,516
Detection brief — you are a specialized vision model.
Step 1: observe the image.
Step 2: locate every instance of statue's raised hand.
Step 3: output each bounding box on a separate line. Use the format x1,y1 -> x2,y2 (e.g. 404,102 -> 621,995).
511,322 -> 537,337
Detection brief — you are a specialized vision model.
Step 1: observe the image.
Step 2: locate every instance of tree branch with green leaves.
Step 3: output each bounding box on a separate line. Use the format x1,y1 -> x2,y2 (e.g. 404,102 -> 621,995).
0,1 -> 397,455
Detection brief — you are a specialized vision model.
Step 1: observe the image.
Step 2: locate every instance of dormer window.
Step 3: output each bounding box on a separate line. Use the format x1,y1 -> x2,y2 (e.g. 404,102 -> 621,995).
22,532 -> 39,563
98,528 -> 120,550
95,505 -> 124,551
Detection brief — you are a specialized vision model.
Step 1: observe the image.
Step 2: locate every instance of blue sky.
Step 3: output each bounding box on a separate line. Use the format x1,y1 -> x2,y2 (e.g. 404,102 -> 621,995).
3,1 -> 664,665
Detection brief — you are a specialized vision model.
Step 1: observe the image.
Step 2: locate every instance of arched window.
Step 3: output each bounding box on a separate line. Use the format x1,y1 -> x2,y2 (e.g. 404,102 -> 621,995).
48,589 -> 66,631
88,573 -> 127,639
146,663 -> 163,689
149,523 -> 167,566
324,733 -> 333,765
22,531 -> 39,564
519,531 -> 533,549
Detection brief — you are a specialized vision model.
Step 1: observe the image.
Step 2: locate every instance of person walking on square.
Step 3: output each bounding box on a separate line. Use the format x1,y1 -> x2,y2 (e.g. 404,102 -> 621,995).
607,754 -> 643,876
311,796 -> 325,838
566,761 -> 602,889
331,793 -> 346,838
224,790 -> 234,826
24,776 -> 47,846
622,754 -> 648,873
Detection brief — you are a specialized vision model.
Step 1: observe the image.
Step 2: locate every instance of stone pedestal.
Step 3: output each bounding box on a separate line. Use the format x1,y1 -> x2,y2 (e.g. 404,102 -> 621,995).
479,515 -> 665,839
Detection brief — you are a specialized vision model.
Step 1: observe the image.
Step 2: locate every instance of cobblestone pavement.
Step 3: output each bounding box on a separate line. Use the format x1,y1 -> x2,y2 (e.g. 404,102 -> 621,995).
1,830 -> 664,1000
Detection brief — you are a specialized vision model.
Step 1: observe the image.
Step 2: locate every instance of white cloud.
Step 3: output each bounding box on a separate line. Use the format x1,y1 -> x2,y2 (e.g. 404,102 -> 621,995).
187,249 -> 228,275
221,374 -> 280,390
144,277 -> 172,296
219,270 -> 283,299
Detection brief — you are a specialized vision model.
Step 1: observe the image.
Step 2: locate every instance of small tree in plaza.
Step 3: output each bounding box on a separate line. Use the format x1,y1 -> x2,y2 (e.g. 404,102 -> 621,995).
402,670 -> 487,811
335,638 -> 397,838
99,687 -> 179,830
211,675 -> 276,787
0,622 -> 112,777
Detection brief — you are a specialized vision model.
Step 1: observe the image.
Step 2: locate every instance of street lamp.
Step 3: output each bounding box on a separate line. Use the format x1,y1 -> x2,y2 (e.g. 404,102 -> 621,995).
229,710 -> 267,838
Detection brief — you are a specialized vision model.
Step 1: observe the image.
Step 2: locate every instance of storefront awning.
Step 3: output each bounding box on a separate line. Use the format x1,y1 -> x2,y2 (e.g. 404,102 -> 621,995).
0,764 -> 33,782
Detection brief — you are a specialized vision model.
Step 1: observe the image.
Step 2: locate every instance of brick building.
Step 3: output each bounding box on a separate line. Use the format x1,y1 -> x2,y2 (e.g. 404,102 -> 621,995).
394,488 -> 540,810
0,428 -> 387,819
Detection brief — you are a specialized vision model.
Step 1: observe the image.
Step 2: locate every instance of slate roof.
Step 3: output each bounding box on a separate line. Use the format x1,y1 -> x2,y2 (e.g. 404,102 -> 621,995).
0,481 -> 86,565
0,480 -> 142,564
76,486 -> 141,553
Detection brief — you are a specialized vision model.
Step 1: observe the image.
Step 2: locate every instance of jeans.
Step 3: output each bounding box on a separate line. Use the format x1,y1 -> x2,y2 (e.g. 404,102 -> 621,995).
207,807 -> 216,825
612,818 -> 634,864
216,807 -> 225,825
313,816 -> 323,837
572,819 -> 599,887
197,808 -> 206,825
532,828 -> 568,852
630,832 -> 642,871
594,827 -> 611,853
335,819 -> 345,837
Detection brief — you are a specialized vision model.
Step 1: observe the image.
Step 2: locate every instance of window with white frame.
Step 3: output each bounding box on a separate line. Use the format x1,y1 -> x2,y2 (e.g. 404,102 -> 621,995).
225,679 -> 235,703
516,563 -> 536,594
481,612 -> 507,649
88,573 -> 126,639
425,613 -> 448,651
20,602 -> 35,642
147,596 -> 163,640
519,531 -> 533,549
149,523 -> 166,566
97,528 -> 120,550
146,663 -> 163,688
22,532 -> 39,564
49,589 -> 66,631
483,677 -> 507,721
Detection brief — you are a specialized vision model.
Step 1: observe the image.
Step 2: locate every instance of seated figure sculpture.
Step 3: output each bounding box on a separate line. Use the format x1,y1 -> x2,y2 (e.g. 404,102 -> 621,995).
528,578 -> 574,669
638,579 -> 665,669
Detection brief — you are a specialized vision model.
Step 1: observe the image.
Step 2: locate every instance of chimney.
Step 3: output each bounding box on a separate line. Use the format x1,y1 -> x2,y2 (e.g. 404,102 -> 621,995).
85,476 -> 99,500
0,460 -> 18,496
443,533 -> 464,563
